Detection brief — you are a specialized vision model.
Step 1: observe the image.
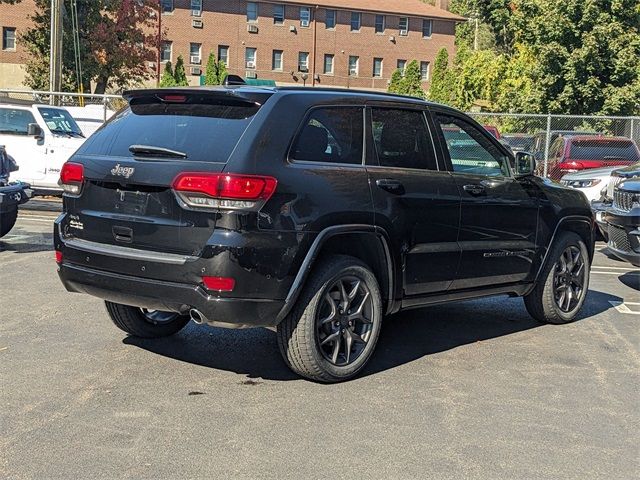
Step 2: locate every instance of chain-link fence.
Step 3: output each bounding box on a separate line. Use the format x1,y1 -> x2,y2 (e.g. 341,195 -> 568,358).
467,112 -> 640,180
1,89 -> 639,181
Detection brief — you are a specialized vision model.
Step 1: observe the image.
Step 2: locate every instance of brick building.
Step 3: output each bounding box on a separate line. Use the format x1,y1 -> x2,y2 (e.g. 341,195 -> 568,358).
0,0 -> 463,91
160,0 -> 463,89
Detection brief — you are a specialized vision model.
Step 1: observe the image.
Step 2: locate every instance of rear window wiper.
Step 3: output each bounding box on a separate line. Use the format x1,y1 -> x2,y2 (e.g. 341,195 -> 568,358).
128,144 -> 187,159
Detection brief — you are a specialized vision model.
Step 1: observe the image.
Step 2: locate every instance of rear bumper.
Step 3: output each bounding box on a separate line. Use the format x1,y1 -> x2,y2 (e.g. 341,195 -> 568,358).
0,182 -> 32,212
58,262 -> 285,327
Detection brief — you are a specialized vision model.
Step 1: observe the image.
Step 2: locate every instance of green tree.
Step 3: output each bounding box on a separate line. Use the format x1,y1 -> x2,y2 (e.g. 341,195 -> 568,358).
204,52 -> 228,85
387,69 -> 404,94
428,48 -> 455,105
21,0 -> 157,93
401,60 -> 426,99
159,61 -> 176,87
173,55 -> 189,86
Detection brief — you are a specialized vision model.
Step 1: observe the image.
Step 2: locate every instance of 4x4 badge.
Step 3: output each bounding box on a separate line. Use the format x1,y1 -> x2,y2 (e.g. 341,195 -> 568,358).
111,164 -> 135,179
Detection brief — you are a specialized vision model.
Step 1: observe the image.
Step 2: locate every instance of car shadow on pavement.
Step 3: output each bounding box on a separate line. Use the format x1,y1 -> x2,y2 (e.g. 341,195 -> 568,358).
618,272 -> 639,291
124,289 -> 620,382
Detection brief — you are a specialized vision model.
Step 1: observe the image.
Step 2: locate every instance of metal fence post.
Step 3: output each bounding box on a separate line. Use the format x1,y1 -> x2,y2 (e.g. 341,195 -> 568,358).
631,117 -> 635,143
543,113 -> 552,177
102,95 -> 108,122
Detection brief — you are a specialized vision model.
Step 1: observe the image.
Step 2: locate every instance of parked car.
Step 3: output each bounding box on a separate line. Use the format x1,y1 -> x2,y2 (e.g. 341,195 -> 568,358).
54,87 -> 595,382
591,163 -> 640,240
560,165 -> 620,202
531,130 -> 599,163
0,145 -> 31,238
0,104 -> 87,194
483,124 -> 501,139
502,134 -> 535,153
64,105 -> 115,137
543,135 -> 640,181
604,179 -> 640,267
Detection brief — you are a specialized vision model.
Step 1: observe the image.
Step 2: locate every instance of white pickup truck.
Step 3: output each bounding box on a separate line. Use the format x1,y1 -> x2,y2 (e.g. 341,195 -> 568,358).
0,103 -> 87,194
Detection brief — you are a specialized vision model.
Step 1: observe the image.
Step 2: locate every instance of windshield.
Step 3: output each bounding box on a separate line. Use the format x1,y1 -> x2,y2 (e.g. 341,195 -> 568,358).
37,107 -> 84,137
570,140 -> 640,161
77,99 -> 261,163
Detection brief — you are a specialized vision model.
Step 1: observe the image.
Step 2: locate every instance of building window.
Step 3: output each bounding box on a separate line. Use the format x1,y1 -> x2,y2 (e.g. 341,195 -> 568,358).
247,2 -> 258,22
190,0 -> 201,16
218,45 -> 229,65
399,17 -> 409,36
160,41 -> 172,62
190,43 -> 201,64
422,19 -> 432,38
2,27 -> 16,51
348,56 -> 359,76
420,61 -> 430,81
323,54 -> 334,74
273,4 -> 285,24
325,9 -> 336,29
350,12 -> 361,31
375,15 -> 385,34
161,0 -> 173,13
373,58 -> 383,78
272,50 -> 283,70
300,7 -> 311,27
298,51 -> 309,72
397,59 -> 406,73
245,47 -> 257,68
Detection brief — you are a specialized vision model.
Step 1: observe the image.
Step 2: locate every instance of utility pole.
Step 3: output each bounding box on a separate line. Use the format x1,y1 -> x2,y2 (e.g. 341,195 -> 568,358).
49,0 -> 63,104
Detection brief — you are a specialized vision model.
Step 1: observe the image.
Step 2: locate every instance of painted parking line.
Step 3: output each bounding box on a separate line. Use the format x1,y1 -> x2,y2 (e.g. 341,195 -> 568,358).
592,265 -> 639,271
609,301 -> 640,315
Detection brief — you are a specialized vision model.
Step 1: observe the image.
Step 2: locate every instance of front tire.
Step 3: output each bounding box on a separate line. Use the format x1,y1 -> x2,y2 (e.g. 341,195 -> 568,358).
277,255 -> 383,383
0,208 -> 18,238
524,232 -> 590,324
105,301 -> 190,338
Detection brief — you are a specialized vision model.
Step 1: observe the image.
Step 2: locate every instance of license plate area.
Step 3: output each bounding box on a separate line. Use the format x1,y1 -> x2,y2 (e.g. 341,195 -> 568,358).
114,189 -> 149,216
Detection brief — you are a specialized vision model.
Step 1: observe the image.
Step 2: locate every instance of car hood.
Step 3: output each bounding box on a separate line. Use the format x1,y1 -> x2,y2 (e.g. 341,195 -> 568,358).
619,179 -> 640,193
561,165 -> 619,181
614,162 -> 640,178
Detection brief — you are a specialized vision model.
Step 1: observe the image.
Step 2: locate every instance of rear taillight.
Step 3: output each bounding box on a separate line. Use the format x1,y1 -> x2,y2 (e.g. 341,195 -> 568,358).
55,250 -> 63,264
202,276 -> 235,292
558,160 -> 584,173
59,162 -> 84,195
172,173 -> 277,211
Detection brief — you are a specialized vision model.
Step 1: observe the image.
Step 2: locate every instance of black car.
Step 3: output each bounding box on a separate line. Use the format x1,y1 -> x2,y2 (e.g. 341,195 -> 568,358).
591,163 -> 640,240
54,87 -> 595,382
604,179 -> 640,267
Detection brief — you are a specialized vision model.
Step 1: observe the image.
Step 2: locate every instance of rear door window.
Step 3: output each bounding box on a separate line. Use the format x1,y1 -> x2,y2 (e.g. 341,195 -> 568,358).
569,139 -> 640,161
290,107 -> 364,164
77,97 -> 261,163
369,108 -> 437,170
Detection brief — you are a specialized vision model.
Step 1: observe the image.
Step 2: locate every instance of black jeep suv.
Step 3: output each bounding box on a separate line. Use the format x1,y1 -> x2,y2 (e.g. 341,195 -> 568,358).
54,87 -> 595,382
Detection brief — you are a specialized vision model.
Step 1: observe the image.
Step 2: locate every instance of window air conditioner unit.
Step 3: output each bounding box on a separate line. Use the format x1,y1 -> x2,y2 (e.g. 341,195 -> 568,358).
247,24 -> 259,33
245,70 -> 257,79
190,55 -> 201,65
246,61 -> 256,69
298,66 -> 309,73
191,9 -> 201,17
192,19 -> 203,28
301,20 -> 309,27
400,29 -> 408,36
148,61 -> 156,68
190,67 -> 202,75
289,25 -> 297,32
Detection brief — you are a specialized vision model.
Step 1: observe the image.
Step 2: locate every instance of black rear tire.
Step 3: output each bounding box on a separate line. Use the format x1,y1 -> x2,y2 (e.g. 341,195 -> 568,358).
524,231 -> 590,324
0,208 -> 18,238
277,255 -> 383,383
105,301 -> 190,338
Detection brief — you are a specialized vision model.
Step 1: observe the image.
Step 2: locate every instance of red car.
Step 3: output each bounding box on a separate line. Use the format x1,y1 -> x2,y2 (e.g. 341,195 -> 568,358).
483,125 -> 501,139
545,135 -> 640,180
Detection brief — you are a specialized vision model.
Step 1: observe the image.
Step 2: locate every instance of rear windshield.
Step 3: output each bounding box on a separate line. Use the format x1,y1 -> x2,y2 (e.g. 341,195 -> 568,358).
569,140 -> 639,161
77,98 -> 260,163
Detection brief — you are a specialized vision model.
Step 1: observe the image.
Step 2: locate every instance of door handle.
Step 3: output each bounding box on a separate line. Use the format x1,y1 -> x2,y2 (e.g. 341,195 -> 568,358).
463,184 -> 485,196
376,178 -> 405,195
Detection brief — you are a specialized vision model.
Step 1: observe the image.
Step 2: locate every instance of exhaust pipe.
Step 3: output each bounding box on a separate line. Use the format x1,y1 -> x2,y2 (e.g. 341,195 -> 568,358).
189,308 -> 207,325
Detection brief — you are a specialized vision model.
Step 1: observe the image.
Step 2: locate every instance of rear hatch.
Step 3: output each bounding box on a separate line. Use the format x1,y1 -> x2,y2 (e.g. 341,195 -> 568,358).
61,88 -> 270,256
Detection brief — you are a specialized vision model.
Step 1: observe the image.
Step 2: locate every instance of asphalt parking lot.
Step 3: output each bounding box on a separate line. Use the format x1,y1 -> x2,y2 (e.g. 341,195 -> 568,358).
1,201 -> 639,479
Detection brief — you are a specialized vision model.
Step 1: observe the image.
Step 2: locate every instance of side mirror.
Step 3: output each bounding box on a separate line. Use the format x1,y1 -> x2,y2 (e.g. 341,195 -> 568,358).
27,123 -> 43,139
514,151 -> 536,177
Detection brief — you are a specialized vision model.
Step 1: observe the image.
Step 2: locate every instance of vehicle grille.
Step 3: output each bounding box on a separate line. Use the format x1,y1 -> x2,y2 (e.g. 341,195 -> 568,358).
606,175 -> 623,199
613,190 -> 635,212
608,225 -> 631,253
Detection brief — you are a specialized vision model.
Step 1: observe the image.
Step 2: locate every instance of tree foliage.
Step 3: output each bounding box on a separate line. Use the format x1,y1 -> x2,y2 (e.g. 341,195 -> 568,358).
173,55 -> 189,86
387,69 -> 403,94
438,0 -> 640,115
428,48 -> 455,105
22,0 -> 157,94
204,52 -> 227,86
159,61 -> 176,87
386,61 -> 425,99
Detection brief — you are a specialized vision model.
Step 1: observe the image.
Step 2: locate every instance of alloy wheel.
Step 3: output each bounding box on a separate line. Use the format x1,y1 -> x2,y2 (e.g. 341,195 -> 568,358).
553,245 -> 585,313
141,309 -> 180,325
315,275 -> 375,366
